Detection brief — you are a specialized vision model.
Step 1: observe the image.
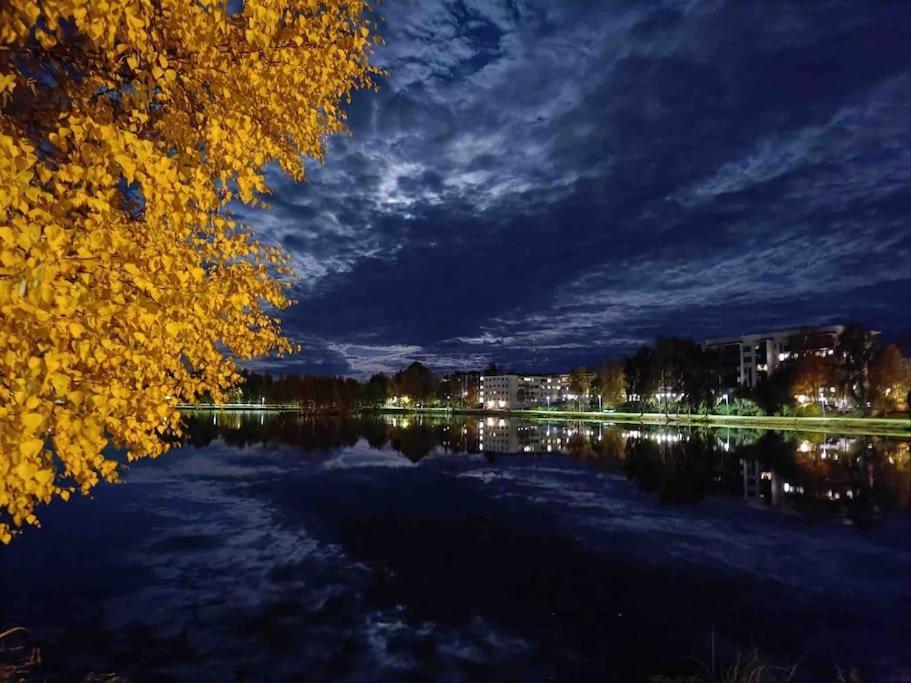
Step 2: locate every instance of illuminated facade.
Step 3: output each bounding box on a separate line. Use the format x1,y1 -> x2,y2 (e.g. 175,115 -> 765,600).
480,374 -> 576,409
703,325 -> 847,388
480,374 -> 518,410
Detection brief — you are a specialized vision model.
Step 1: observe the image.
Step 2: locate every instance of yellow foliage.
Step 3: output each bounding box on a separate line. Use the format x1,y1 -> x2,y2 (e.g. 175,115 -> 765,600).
0,0 -> 380,541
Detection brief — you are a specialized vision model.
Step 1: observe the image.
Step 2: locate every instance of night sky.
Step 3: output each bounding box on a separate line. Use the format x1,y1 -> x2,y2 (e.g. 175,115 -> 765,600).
239,1 -> 911,378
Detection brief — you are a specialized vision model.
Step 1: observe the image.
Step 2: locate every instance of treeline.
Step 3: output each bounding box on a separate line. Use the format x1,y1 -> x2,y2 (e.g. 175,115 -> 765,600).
212,361 -> 443,412
218,371 -> 363,412
618,337 -> 726,415
209,324 -> 909,417
606,323 -> 909,417
744,325 -> 909,417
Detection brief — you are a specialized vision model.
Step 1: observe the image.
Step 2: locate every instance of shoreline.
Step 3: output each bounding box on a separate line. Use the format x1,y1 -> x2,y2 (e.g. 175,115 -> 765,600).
374,407 -> 911,436
180,404 -> 911,437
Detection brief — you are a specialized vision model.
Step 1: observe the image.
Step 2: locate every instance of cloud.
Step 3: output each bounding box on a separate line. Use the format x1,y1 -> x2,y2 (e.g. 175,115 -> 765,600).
239,0 -> 911,376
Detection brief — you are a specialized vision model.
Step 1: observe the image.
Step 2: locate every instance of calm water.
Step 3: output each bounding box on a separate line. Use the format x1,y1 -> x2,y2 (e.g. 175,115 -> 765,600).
2,412 -> 910,681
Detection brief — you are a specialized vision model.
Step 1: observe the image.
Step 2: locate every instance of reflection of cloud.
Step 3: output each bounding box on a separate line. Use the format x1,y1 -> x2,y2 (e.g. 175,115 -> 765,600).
238,2 -> 911,375
323,441 -> 415,470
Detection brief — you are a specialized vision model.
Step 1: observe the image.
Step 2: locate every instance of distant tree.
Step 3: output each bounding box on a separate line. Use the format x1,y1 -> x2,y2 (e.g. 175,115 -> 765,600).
748,364 -> 796,416
445,372 -> 479,407
625,347 -> 658,415
363,374 -> 391,407
680,346 -> 722,414
569,367 -> 592,410
482,362 -> 501,376
837,323 -> 878,412
589,373 -> 603,405
792,355 -> 837,413
869,345 -> 909,414
654,338 -> 689,415
595,360 -> 627,408
394,362 -> 438,405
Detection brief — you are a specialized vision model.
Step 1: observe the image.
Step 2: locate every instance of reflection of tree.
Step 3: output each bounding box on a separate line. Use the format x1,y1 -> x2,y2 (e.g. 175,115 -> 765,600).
623,439 -> 664,493
182,412 -> 360,452
595,428 -> 628,462
567,433 -> 594,460
730,432 -> 911,522
361,420 -> 389,449
735,432 -> 799,479
182,414 -> 219,448
624,436 -> 721,503
390,425 -> 437,462
179,413 -> 910,520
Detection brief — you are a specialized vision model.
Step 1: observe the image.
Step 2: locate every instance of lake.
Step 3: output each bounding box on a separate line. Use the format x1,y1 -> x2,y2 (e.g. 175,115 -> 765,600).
1,412 -> 909,681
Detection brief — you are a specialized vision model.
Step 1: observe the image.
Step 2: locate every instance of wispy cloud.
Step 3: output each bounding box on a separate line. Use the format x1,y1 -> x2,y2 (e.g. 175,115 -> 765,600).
239,1 -> 911,375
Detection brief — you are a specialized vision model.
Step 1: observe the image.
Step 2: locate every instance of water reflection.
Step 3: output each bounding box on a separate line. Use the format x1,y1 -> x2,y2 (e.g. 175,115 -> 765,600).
183,411 -> 910,524
3,411 -> 908,681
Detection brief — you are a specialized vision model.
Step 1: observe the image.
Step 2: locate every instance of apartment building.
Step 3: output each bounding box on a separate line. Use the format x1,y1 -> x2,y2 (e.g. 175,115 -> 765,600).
479,374 -> 518,410
480,374 -> 576,409
703,325 -> 846,388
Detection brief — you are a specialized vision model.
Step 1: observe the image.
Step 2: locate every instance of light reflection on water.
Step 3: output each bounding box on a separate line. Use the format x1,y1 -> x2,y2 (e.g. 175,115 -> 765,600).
194,410 -> 911,523
0,411 -> 908,682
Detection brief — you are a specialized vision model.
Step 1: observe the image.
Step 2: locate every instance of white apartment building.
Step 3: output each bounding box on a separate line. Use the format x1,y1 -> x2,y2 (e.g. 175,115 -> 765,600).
480,374 -> 576,409
479,375 -> 518,410
703,325 -> 846,388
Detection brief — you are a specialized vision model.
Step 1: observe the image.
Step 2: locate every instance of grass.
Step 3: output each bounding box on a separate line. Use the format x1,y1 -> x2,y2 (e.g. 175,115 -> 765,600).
0,628 -> 126,682
373,406 -> 911,438
177,403 -> 300,411
0,627 -> 40,681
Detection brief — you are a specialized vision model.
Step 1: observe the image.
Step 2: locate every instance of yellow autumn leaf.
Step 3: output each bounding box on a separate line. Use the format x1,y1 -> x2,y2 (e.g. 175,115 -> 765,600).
19,439 -> 43,460
0,0 -> 380,543
21,412 -> 44,433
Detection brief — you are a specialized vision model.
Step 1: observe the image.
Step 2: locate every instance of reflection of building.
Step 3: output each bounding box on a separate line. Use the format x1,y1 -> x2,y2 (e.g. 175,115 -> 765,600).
478,417 -> 519,452
478,419 -> 592,453
741,459 -> 762,501
703,325 -> 846,388
739,459 -> 786,505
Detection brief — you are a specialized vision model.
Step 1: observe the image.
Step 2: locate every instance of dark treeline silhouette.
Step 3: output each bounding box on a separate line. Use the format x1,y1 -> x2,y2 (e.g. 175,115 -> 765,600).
622,337 -> 723,415
206,322 -> 908,417
222,370 -> 362,412
215,361 -> 447,412
619,322 -> 908,417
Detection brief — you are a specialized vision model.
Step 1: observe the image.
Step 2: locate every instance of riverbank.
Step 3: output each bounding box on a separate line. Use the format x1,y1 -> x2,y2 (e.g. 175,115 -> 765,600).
178,403 -> 302,412
372,406 -> 911,438
177,403 -> 911,437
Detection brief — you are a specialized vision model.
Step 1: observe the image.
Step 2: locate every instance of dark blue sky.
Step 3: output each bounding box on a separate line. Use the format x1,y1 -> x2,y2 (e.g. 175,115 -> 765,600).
239,0 -> 911,378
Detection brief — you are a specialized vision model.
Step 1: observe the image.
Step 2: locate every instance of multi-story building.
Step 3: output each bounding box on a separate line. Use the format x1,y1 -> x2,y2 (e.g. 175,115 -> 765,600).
480,374 -> 518,410
480,374 -> 579,409
703,325 -> 846,388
